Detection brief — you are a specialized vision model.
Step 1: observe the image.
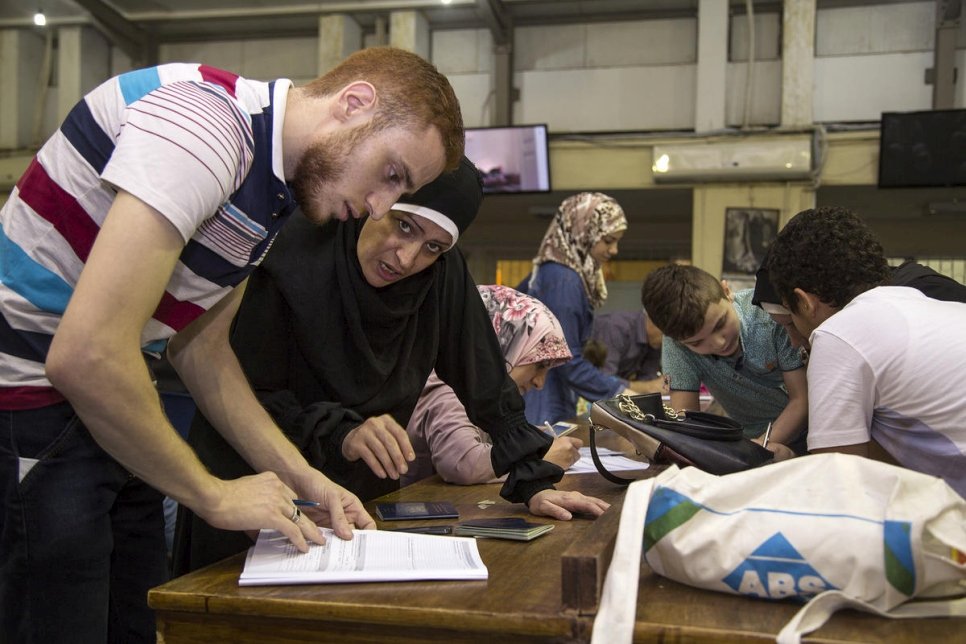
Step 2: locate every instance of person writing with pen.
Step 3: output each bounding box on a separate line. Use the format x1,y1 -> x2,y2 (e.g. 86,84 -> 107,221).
404,284 -> 583,486
0,47 -> 466,643
641,264 -> 808,455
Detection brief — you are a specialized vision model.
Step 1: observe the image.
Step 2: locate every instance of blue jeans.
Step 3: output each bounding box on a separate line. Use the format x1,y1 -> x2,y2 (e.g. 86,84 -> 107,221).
0,402 -> 168,643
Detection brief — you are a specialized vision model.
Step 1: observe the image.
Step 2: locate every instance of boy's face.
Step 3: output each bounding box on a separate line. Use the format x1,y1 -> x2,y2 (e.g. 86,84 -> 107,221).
679,297 -> 741,357
769,312 -> 811,350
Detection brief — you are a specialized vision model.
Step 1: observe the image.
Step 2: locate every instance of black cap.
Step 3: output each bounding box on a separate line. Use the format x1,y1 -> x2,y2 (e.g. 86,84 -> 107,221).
391,156 -> 484,248
751,247 -> 791,314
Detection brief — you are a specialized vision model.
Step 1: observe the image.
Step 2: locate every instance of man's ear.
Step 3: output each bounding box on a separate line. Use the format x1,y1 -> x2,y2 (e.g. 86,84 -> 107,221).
332,81 -> 377,123
791,288 -> 819,318
793,287 -> 840,327
720,279 -> 734,301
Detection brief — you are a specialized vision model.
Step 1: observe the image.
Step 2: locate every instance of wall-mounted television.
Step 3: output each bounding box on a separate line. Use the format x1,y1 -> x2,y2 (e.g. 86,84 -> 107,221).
878,109 -> 966,188
465,124 -> 552,194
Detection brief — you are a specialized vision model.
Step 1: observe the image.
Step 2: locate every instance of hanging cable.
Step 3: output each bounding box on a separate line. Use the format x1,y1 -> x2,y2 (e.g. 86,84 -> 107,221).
742,0 -> 756,130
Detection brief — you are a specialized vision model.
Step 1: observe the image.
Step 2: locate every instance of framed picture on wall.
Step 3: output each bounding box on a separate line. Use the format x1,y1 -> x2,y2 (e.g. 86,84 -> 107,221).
721,207 -> 779,292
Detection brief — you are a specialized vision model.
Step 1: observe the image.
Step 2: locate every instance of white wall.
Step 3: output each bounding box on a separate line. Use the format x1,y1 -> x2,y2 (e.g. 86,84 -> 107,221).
432,28 -> 494,126
430,1 -> 962,131
0,29 -> 46,149
160,37 -> 319,85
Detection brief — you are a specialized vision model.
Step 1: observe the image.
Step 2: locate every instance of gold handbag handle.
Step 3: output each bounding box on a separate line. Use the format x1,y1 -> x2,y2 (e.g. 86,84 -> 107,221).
616,394 -> 683,422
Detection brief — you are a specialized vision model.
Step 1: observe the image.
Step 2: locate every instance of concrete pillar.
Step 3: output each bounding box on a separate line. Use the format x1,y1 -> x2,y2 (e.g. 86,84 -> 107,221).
694,0 -> 728,133
389,10 -> 430,58
492,44 -> 513,126
57,26 -> 109,124
0,29 -> 46,149
930,0 -> 960,109
781,0 -> 816,127
317,14 -> 362,75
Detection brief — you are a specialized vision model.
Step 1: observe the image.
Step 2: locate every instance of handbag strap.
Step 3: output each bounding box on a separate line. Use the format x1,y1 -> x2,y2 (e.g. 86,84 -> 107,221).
589,425 -> 635,486
613,394 -> 742,441
649,417 -> 743,441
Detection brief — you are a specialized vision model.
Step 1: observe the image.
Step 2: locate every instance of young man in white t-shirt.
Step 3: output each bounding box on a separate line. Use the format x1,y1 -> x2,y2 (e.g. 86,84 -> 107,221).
766,206 -> 966,497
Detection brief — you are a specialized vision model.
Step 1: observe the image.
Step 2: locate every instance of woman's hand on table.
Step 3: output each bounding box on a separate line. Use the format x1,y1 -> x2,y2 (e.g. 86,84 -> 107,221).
342,414 -> 415,480
527,489 -> 610,521
544,436 -> 583,470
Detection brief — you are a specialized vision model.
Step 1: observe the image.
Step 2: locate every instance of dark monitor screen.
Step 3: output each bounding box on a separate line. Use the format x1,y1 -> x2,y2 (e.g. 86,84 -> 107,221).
878,109 -> 966,188
465,124 -> 551,194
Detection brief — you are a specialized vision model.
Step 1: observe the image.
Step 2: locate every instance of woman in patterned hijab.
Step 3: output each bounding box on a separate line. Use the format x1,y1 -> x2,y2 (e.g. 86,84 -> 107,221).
404,285 -> 578,485
517,192 -> 632,425
529,192 -> 628,309
479,284 -> 572,384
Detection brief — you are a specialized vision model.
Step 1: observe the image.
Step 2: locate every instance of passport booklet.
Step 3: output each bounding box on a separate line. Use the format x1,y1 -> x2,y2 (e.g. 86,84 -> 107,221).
454,517 -> 554,541
376,501 -> 459,521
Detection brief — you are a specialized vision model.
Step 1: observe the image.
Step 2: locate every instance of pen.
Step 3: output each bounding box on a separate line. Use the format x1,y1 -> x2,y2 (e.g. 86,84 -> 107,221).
293,499 -> 320,507
762,422 -> 773,448
391,525 -> 454,535
542,421 -> 554,435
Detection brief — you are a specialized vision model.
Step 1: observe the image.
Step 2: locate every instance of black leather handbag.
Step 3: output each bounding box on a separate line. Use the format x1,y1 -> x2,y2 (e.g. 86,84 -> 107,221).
589,393 -> 773,484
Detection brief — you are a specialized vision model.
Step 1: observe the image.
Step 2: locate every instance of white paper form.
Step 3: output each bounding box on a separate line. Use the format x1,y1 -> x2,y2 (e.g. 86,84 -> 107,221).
239,527 -> 488,586
565,446 -> 650,474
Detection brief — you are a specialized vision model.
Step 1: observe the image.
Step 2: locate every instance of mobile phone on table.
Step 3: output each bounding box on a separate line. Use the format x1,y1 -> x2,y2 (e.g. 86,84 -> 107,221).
550,421 -> 579,438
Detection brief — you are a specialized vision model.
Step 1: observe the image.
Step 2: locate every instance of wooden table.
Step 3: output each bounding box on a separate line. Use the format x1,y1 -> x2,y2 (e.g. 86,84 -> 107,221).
150,431 -> 962,643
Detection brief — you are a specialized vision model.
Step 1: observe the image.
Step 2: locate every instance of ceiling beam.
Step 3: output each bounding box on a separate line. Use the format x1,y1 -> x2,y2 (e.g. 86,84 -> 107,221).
123,1 -> 476,22
71,0 -> 156,65
476,0 -> 510,45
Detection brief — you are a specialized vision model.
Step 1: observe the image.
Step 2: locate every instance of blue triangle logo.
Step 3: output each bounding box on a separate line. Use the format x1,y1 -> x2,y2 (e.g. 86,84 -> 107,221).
750,532 -> 801,559
722,532 -> 837,601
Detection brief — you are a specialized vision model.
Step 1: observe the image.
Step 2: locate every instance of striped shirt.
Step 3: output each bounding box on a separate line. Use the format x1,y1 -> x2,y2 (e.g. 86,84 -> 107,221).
0,63 -> 297,409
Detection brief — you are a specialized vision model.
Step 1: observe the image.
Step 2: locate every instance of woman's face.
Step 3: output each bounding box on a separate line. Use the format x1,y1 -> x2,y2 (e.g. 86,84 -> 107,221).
590,229 -> 625,265
356,211 -> 453,287
508,361 -> 552,395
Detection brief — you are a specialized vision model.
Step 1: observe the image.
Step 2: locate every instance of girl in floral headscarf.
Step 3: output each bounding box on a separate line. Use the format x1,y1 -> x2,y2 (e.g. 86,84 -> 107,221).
517,192 -> 634,425
404,285 -> 581,485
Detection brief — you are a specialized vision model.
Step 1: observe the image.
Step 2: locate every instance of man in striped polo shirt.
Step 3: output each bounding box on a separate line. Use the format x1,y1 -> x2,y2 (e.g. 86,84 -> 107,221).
0,47 -> 463,642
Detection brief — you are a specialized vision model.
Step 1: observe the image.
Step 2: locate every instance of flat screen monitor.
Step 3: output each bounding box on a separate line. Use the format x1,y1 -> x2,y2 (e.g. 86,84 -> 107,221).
465,124 -> 551,194
878,109 -> 966,188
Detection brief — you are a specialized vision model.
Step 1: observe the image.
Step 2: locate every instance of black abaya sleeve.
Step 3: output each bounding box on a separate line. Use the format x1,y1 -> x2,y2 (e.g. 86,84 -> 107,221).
432,250 -> 563,504
227,268 -> 361,476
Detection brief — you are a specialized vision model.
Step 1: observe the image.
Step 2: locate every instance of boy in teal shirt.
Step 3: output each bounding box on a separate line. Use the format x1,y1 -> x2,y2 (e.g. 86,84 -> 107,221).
641,265 -> 808,452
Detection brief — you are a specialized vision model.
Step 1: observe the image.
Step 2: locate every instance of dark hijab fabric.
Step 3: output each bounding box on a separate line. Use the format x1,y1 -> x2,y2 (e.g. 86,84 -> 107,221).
174,212 -> 560,574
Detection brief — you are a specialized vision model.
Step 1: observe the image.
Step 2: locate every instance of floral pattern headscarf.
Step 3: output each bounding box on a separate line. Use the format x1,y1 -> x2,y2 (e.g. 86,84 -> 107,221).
528,192 -> 627,309
478,284 -> 572,372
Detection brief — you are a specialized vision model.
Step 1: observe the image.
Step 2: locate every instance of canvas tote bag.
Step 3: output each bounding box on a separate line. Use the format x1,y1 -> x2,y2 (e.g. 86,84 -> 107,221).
592,454 -> 966,643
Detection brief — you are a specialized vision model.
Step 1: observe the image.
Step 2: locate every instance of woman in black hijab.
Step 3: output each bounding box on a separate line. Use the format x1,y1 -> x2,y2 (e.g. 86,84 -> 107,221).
174,158 -> 608,573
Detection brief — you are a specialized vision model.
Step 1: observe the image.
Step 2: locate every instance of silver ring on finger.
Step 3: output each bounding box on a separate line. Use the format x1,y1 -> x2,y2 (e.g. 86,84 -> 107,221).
290,505 -> 301,523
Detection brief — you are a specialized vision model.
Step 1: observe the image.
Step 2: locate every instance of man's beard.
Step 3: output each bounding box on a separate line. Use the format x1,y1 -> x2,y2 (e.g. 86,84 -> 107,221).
290,119 -> 381,225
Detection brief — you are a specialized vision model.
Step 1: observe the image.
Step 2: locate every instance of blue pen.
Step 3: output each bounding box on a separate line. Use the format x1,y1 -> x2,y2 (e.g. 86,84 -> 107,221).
293,499 -> 320,507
